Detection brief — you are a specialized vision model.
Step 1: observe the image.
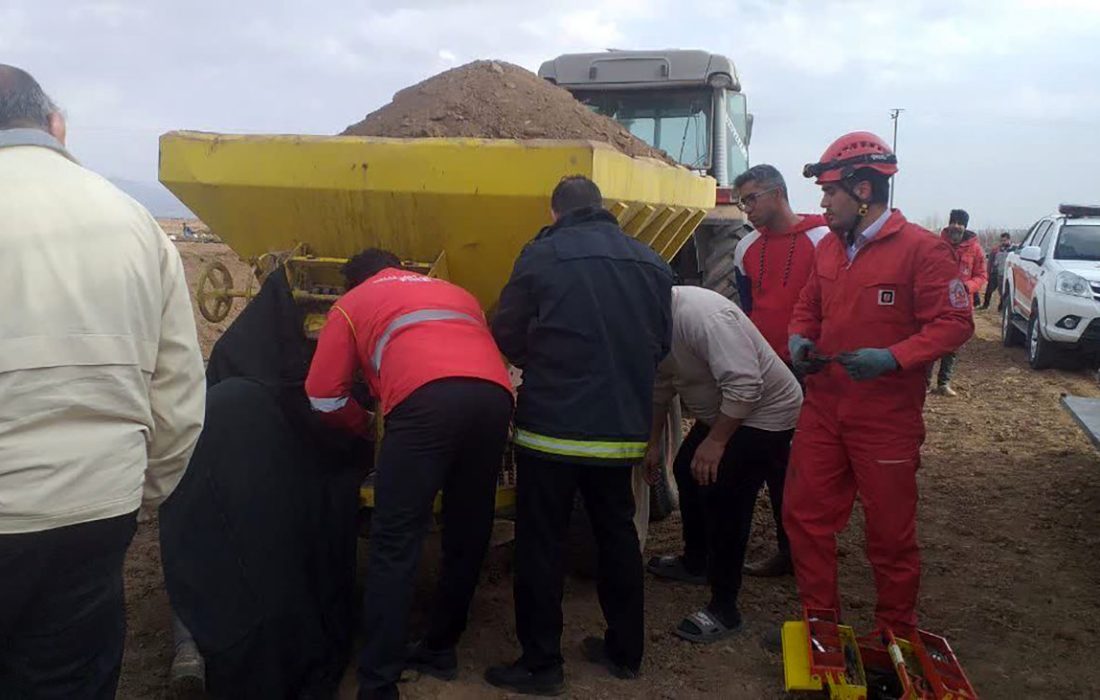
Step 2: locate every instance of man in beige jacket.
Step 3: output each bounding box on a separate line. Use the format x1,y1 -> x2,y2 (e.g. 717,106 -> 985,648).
0,65 -> 205,698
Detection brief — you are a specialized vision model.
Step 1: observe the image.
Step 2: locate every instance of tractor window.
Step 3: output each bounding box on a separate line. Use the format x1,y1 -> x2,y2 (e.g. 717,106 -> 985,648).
574,89 -> 712,170
725,92 -> 750,182
1054,224 -> 1100,261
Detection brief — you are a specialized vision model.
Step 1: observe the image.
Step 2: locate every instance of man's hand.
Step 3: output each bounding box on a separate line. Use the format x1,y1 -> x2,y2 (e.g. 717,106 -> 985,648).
837,348 -> 898,381
789,334 -> 817,375
691,437 -> 726,486
642,443 -> 664,486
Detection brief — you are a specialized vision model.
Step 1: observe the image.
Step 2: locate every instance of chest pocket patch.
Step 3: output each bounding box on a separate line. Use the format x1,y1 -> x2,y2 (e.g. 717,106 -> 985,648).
877,288 -> 896,306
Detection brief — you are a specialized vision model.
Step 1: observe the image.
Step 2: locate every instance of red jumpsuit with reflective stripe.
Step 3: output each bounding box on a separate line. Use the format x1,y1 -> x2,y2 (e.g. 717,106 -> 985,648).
784,211 -> 974,633
304,268 -> 512,437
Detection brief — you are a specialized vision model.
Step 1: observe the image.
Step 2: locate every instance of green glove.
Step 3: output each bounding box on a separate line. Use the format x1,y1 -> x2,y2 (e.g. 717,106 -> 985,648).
837,348 -> 898,381
788,334 -> 817,375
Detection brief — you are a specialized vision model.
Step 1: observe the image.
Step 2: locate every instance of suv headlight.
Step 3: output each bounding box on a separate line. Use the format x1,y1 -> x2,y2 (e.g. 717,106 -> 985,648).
1055,271 -> 1093,298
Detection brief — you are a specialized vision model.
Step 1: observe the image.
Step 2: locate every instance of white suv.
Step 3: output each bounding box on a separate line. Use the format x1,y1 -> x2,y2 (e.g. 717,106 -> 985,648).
1002,205 -> 1100,368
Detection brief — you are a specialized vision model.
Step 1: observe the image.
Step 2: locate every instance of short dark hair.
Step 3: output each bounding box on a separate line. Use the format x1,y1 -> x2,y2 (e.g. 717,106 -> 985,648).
949,209 -> 970,227
551,175 -> 602,216
1000,232 -> 1011,239
733,164 -> 788,199
849,168 -> 890,205
0,64 -> 57,130
343,248 -> 402,288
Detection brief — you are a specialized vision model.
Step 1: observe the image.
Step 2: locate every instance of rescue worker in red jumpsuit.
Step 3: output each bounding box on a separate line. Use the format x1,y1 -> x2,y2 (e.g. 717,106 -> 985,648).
927,208 -> 986,396
783,132 -> 974,637
305,249 -> 514,699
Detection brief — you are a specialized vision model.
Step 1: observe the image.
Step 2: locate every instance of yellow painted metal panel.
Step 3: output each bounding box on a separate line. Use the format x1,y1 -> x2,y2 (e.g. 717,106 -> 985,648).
622,204 -> 657,236
160,132 -> 715,311
635,207 -> 677,247
782,621 -> 823,692
659,209 -> 709,259
650,209 -> 692,258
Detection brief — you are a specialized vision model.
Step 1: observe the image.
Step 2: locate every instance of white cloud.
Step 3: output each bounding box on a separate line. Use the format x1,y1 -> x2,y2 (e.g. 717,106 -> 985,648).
1,0 -> 1096,225
65,1 -> 148,27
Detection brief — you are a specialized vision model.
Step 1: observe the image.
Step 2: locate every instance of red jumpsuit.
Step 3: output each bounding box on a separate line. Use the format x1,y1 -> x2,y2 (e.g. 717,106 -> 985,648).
784,211 -> 974,633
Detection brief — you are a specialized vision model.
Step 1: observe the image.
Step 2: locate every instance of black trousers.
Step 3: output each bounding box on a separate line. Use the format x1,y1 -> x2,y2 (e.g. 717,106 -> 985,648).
676,422 -> 791,575
983,272 -> 1003,309
358,378 -> 513,695
513,453 -> 644,672
673,423 -> 793,620
0,512 -> 137,699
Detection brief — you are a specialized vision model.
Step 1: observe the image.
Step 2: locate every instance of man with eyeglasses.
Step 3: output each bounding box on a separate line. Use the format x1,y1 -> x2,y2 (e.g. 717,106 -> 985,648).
731,165 -> 827,576
647,164 -> 825,586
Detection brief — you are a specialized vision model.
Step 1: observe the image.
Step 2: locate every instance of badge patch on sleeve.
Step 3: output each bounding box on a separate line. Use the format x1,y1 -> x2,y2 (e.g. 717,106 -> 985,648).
948,279 -> 970,309
877,289 -> 896,306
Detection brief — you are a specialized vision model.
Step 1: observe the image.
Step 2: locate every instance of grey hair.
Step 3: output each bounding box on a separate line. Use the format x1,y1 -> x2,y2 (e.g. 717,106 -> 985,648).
733,163 -> 788,200
0,64 -> 59,130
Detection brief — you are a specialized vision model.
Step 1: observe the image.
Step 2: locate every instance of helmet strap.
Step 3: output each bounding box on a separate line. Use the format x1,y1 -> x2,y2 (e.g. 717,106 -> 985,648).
840,179 -> 871,247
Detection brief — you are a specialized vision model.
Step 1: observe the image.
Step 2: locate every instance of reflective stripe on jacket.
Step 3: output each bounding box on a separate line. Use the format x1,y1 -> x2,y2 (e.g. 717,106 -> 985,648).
305,269 -> 512,435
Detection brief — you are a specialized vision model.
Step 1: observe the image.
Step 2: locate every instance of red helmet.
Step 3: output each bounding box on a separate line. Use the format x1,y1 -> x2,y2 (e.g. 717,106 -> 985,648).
803,131 -> 898,184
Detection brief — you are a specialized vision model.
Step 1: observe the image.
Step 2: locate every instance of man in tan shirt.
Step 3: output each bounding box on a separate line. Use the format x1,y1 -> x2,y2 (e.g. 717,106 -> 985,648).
644,285 -> 802,642
0,65 -> 205,697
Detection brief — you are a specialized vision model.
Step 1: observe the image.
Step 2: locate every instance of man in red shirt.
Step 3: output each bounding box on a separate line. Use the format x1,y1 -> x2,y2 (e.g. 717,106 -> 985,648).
305,249 -> 514,700
732,164 -> 828,577
784,133 -> 973,639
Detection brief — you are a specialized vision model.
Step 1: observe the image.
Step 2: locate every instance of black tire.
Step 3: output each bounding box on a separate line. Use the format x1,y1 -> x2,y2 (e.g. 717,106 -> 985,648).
1027,305 -> 1057,369
1001,293 -> 1025,347
669,237 -> 702,286
694,220 -> 750,300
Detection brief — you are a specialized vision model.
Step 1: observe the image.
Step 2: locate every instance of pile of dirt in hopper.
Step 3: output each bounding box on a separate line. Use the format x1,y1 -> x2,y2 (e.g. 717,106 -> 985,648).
341,60 -> 675,164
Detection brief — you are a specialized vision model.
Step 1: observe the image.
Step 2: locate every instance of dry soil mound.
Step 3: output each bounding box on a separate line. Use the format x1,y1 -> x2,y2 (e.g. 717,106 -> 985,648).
341,60 -> 674,164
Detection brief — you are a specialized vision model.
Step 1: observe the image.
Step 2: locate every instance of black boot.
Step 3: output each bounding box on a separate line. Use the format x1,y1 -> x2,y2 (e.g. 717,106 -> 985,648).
405,640 -> 458,681
484,661 -> 565,696
743,550 -> 793,577
581,637 -> 639,680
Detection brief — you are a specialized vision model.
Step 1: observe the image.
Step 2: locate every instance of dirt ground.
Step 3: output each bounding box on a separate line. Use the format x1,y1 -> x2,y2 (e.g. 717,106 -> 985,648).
119,239 -> 1100,698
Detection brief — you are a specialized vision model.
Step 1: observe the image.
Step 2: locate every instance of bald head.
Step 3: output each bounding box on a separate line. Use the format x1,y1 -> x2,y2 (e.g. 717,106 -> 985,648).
0,64 -> 65,143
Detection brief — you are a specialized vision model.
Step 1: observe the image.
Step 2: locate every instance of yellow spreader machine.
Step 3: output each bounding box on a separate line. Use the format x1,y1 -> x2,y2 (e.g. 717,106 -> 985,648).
159,130 -> 715,511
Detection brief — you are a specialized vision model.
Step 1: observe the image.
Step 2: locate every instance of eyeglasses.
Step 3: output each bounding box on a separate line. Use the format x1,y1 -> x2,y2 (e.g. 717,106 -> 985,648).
734,186 -> 781,212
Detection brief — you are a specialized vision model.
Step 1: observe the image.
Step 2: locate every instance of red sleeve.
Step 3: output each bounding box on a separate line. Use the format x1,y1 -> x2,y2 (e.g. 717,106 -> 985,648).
888,238 -> 975,369
304,304 -> 373,439
966,246 -> 988,294
788,259 -> 823,342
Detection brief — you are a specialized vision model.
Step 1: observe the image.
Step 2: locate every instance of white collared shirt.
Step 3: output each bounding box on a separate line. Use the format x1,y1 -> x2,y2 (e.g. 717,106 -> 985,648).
846,209 -> 893,262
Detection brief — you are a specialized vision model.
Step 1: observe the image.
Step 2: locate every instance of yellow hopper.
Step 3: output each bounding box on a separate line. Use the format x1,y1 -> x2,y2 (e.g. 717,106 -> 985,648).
159,131 -> 715,326
159,131 -> 712,511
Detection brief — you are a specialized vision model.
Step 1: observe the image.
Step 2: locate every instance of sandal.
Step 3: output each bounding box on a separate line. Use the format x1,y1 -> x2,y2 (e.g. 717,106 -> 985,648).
674,608 -> 742,644
646,555 -> 707,585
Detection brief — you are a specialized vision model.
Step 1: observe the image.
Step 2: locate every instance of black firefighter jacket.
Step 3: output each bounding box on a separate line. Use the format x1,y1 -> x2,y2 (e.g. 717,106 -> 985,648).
491,207 -> 674,466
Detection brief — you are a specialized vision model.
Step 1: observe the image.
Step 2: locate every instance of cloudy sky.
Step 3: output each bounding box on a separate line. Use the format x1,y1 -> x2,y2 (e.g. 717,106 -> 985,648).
3,0 -> 1098,228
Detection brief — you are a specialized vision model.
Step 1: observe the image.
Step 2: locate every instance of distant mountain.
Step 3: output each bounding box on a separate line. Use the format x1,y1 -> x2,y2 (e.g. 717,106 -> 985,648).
109,178 -> 194,218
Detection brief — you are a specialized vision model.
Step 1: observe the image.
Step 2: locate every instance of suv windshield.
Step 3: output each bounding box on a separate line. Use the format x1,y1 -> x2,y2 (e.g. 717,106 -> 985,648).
573,89 -> 711,169
1054,224 -> 1100,261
